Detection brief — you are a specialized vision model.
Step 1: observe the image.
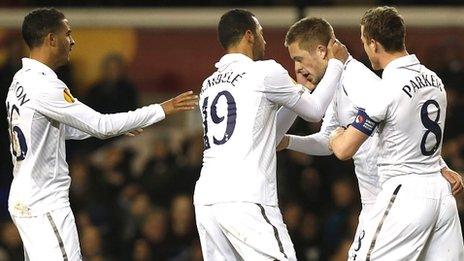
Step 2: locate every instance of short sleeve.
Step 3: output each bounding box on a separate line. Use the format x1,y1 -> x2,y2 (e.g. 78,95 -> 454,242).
364,82 -> 392,123
342,60 -> 381,109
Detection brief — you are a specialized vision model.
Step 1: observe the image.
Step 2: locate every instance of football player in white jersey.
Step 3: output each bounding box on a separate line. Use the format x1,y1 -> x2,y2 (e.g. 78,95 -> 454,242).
6,8 -> 197,261
194,9 -> 349,260
330,6 -> 464,260
276,17 -> 382,260
276,17 -> 463,260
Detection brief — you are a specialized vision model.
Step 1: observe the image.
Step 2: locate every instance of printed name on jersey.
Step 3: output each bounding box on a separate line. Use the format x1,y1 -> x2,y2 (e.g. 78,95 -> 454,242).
205,71 -> 246,89
63,88 -> 75,103
402,73 -> 443,99
351,109 -> 377,136
12,82 -> 30,106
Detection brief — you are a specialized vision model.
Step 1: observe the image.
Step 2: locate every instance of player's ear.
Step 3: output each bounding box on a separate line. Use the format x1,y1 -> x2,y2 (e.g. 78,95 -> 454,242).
46,32 -> 58,48
370,39 -> 379,53
316,44 -> 327,59
244,29 -> 255,44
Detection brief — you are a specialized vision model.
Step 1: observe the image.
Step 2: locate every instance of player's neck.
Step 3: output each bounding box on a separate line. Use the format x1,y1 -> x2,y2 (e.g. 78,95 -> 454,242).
380,49 -> 409,70
29,49 -> 59,71
227,44 -> 254,60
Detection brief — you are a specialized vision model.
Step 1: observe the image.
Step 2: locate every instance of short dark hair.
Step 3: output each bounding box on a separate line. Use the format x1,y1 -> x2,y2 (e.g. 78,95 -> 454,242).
285,17 -> 333,52
22,8 -> 66,48
218,9 -> 257,50
360,6 -> 405,52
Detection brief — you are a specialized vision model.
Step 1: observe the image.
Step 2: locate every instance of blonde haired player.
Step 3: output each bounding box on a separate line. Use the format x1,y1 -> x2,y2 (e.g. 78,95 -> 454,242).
278,16 -> 463,260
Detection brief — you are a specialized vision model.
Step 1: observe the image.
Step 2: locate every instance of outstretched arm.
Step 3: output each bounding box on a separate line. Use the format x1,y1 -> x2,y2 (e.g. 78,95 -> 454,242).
36,87 -> 197,139
64,125 -> 92,140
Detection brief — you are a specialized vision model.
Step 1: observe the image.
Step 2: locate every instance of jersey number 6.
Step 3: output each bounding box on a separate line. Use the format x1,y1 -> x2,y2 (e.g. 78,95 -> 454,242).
7,103 -> 28,161
201,91 -> 237,150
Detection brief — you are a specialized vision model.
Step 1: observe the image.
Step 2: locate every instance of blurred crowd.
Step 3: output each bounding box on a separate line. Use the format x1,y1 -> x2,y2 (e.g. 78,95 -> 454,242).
0,32 -> 463,261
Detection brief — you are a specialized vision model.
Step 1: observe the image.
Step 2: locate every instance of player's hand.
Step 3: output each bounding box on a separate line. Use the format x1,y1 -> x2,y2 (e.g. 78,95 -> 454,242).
277,135 -> 290,151
441,168 -> 464,196
125,128 -> 143,137
161,90 -> 198,115
328,127 -> 345,151
327,39 -> 349,64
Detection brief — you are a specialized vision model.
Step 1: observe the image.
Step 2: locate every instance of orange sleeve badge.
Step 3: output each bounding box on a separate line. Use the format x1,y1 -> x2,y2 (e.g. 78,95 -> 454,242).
63,88 -> 75,103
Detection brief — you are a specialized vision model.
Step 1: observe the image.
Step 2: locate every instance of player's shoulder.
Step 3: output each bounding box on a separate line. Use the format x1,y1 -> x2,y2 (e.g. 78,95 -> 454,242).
25,69 -> 67,94
344,58 -> 380,86
342,58 -> 381,105
421,64 -> 443,82
201,70 -> 217,87
21,67 -> 58,84
254,59 -> 287,75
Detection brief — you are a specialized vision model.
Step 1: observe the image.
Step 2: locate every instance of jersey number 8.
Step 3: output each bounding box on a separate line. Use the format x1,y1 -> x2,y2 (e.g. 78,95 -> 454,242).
201,91 -> 237,150
420,99 -> 442,156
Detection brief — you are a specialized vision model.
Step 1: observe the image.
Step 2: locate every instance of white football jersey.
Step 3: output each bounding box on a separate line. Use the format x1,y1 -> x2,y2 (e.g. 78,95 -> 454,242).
323,57 -> 382,204
364,55 -> 446,183
6,58 -> 165,217
335,58 -> 381,204
194,53 -> 306,206
288,57 -> 381,204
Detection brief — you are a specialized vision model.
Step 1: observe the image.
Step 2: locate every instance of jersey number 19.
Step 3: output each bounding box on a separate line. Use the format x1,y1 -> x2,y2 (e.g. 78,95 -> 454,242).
201,91 -> 237,150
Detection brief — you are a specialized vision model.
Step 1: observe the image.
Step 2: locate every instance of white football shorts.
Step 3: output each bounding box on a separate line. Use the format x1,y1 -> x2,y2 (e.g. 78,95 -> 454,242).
351,174 -> 464,261
195,202 -> 297,261
11,206 -> 82,261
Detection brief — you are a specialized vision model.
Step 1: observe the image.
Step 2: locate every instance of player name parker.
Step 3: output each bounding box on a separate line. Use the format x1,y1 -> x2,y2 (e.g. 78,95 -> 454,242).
402,73 -> 443,99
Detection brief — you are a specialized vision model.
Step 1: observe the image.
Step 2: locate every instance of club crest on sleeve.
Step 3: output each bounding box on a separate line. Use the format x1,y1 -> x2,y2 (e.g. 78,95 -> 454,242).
63,88 -> 75,103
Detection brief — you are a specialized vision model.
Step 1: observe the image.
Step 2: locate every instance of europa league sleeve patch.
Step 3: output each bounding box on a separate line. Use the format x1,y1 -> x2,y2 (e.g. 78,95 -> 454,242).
351,109 -> 378,136
63,88 -> 75,103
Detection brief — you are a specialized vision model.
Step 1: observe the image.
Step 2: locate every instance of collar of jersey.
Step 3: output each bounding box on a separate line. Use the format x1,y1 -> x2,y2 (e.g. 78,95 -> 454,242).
22,58 -> 58,79
344,55 -> 354,68
382,54 -> 419,79
215,53 -> 253,69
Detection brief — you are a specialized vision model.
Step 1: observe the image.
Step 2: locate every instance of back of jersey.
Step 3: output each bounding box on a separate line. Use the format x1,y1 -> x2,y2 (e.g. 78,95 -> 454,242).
370,55 -> 446,182
194,54 -> 301,206
6,71 -> 34,178
5,59 -> 73,217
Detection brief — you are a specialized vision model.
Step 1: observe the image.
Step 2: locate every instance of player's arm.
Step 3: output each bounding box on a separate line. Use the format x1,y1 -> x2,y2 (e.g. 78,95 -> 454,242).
275,64 -> 317,144
280,100 -> 338,155
329,126 -> 368,160
290,58 -> 343,122
275,107 -> 298,144
34,84 -> 197,139
264,41 -> 347,123
265,59 -> 343,124
64,125 -> 92,140
440,157 -> 463,196
64,124 -> 144,140
291,40 -> 348,121
330,77 -> 390,160
329,109 -> 379,160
